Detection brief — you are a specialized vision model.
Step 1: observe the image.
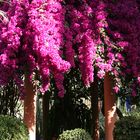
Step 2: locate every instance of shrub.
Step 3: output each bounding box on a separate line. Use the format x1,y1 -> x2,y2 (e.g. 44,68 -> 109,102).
58,128 -> 92,140
0,115 -> 28,140
113,115 -> 140,140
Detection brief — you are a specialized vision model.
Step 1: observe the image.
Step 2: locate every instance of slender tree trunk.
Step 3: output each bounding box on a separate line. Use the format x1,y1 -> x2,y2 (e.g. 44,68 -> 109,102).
24,74 -> 36,140
90,71 -> 100,140
104,73 -> 116,140
42,93 -> 50,140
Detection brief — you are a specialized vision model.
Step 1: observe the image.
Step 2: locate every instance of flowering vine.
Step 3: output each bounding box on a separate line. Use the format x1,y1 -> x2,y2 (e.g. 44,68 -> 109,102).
0,0 -> 140,97
0,0 -> 70,97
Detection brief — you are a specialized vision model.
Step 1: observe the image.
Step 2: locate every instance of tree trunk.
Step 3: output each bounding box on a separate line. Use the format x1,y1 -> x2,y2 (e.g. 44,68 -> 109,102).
42,93 -> 50,140
24,74 -> 36,140
90,71 -> 100,140
104,73 -> 116,140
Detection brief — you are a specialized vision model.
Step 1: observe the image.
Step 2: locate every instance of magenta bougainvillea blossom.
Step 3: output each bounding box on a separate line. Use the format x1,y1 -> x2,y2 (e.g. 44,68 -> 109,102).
103,0 -> 140,95
0,0 -> 70,97
0,0 -> 140,97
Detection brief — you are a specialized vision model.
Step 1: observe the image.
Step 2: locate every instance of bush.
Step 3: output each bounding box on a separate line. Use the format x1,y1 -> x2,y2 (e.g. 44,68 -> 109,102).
0,115 -> 28,140
58,128 -> 92,140
113,115 -> 140,140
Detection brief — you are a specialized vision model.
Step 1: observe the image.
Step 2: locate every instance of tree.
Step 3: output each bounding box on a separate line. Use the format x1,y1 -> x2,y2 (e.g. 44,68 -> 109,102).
0,0 -> 70,139
1,1 -> 140,140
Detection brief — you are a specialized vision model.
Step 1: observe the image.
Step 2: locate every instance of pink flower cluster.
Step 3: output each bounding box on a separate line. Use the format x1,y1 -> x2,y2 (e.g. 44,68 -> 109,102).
0,0 -> 70,97
26,0 -> 70,94
0,0 -> 140,97
64,0 -> 97,86
0,0 -> 25,87
104,0 -> 140,95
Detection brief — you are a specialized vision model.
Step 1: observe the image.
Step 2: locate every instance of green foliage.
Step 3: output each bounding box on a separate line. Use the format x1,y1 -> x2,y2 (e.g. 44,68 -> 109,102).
130,109 -> 140,117
0,81 -> 22,117
45,68 -> 92,139
113,114 -> 140,140
58,128 -> 92,140
0,115 -> 28,140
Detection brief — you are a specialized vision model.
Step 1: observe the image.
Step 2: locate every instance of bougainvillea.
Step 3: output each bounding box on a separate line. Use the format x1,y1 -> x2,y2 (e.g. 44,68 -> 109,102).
64,0 -> 98,86
0,0 -> 140,97
0,0 -> 70,97
103,0 -> 140,95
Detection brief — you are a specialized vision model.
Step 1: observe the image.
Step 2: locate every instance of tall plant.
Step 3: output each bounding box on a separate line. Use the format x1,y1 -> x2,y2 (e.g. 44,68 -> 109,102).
0,81 -> 22,117
1,1 -> 140,140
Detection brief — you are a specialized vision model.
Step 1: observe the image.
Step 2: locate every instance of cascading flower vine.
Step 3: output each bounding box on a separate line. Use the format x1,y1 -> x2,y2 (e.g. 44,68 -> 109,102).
104,0 -> 140,95
25,0 -> 70,95
94,0 -> 140,95
0,0 -> 70,97
64,0 -> 98,86
0,0 -> 140,97
0,0 -> 27,92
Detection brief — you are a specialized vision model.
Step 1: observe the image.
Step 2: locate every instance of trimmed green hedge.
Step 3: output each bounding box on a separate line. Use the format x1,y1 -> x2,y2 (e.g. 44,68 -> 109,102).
58,128 -> 92,140
0,115 -> 28,140
113,115 -> 140,140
